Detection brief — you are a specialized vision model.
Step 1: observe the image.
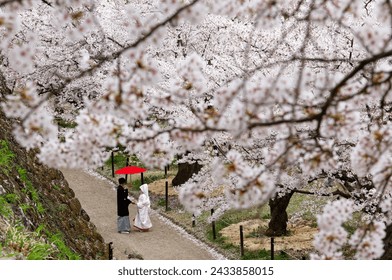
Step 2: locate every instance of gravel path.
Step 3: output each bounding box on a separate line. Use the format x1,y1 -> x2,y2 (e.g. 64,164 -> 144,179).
61,169 -> 224,260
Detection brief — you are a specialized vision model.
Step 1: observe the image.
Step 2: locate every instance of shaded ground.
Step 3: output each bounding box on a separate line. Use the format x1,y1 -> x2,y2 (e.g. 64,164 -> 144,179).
61,169 -> 224,260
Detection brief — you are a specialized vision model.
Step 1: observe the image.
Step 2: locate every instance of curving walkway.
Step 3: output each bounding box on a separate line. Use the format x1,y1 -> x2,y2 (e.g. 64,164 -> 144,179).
61,169 -> 224,260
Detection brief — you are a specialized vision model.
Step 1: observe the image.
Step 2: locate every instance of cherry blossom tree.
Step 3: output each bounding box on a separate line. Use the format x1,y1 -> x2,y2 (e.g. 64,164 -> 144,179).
0,0 -> 391,259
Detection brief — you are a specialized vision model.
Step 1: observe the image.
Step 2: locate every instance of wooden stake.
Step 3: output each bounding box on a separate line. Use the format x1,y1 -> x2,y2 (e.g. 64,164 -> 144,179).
165,180 -> 169,211
108,242 -> 113,260
111,152 -> 114,177
240,225 -> 244,256
211,209 -> 216,240
125,157 -> 129,182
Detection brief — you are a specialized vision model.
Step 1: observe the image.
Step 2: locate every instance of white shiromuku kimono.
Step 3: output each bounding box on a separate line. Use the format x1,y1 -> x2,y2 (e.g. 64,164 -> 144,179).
134,184 -> 152,231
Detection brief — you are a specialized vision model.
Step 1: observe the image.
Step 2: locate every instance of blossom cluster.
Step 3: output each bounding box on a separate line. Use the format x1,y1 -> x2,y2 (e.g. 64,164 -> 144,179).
311,198 -> 387,260
311,199 -> 356,259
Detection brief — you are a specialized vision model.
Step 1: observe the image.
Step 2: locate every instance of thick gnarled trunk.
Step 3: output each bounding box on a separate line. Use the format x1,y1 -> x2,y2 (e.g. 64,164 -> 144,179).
172,154 -> 202,186
265,192 -> 294,237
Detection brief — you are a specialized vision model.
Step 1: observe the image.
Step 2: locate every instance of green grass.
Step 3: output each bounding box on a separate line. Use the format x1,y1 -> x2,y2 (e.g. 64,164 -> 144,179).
0,140 -> 15,174
104,152 -> 145,169
54,118 -> 77,129
261,212 -> 271,219
17,167 -> 45,215
110,153 -> 128,168
343,212 -> 364,235
2,222 -> 53,259
5,193 -> 19,204
0,193 -> 20,218
46,231 -> 80,260
35,224 -> 46,235
241,249 -> 290,260
0,196 -> 13,218
20,203 -> 31,213
212,207 -> 264,231
157,198 -> 166,207
57,203 -> 68,213
204,220 -> 239,256
245,226 -> 265,238
1,222 -> 80,260
208,233 -> 238,251
52,184 -> 61,191
27,243 -> 54,260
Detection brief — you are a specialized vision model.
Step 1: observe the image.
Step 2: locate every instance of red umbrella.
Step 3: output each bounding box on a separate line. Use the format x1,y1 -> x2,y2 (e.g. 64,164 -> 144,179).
115,166 -> 147,174
115,166 -> 147,184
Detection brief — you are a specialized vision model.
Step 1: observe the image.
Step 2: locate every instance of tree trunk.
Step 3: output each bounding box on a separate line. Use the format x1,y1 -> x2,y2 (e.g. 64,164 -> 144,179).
265,191 -> 294,237
381,223 -> 392,259
172,154 -> 202,186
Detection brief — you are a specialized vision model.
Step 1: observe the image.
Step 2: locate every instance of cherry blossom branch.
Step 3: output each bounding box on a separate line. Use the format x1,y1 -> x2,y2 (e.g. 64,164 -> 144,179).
316,49 -> 392,133
294,189 -> 351,199
246,49 -> 392,131
0,0 -> 22,7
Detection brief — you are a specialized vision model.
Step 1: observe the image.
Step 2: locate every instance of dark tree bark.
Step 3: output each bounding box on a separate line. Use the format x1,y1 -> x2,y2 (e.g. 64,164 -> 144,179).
381,223 -> 392,259
265,191 -> 294,237
172,154 -> 202,186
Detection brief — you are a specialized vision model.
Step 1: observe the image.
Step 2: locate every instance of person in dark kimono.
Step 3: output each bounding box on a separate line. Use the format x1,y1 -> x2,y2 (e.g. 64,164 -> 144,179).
117,177 -> 132,233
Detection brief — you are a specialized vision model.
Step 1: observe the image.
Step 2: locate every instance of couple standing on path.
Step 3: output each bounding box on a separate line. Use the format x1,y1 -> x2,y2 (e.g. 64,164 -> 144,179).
117,178 -> 152,233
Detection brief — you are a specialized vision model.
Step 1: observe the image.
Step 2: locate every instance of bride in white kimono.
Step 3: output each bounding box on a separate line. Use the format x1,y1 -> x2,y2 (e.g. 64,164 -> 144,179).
133,184 -> 152,232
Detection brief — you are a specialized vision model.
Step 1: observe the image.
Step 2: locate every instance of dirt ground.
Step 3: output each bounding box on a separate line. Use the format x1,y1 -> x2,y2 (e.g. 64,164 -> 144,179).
147,176 -> 177,195
220,219 -> 317,253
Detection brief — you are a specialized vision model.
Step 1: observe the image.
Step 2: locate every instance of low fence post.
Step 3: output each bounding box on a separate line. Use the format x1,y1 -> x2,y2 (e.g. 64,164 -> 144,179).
211,209 -> 216,240
125,157 -> 129,182
240,225 -> 244,256
111,152 -> 114,177
108,242 -> 113,260
165,180 -> 169,211
192,214 -> 196,227
165,165 -> 169,211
